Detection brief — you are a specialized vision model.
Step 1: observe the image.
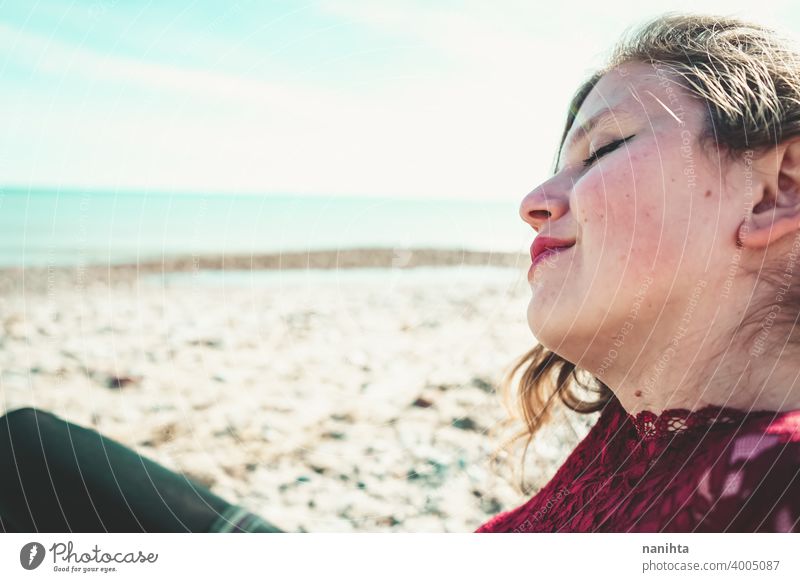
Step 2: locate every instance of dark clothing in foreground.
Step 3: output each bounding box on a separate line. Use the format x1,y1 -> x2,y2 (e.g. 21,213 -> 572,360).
0,407 -> 281,533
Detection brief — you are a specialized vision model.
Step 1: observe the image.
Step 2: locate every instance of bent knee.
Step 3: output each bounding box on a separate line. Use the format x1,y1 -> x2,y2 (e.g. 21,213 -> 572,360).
0,407 -> 59,435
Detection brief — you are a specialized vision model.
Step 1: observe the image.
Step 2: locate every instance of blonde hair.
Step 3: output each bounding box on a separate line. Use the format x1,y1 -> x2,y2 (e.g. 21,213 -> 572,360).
493,12 -> 800,493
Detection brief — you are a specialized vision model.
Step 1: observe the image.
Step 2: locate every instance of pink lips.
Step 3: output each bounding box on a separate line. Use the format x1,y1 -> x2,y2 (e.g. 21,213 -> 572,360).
528,236 -> 576,277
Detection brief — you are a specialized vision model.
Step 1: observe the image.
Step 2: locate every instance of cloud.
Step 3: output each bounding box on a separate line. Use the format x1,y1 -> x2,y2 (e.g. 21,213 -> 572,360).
0,17 -> 567,199
2,1 -> 797,198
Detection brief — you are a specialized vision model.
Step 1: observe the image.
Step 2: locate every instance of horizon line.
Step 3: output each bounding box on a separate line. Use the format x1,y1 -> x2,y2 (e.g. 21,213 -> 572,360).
0,185 -> 518,204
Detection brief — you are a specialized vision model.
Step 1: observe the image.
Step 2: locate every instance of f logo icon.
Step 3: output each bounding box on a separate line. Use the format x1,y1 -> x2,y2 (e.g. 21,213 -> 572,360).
19,542 -> 45,570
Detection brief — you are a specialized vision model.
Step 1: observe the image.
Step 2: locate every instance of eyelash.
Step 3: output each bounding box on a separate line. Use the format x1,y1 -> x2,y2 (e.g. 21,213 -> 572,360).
582,135 -> 634,168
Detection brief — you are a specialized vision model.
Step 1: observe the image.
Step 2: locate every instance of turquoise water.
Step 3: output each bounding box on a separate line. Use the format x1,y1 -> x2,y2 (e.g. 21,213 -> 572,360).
0,190 -> 529,267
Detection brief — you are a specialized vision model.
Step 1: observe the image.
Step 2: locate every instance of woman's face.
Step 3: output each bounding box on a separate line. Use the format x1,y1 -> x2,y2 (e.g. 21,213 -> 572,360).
519,60 -> 744,374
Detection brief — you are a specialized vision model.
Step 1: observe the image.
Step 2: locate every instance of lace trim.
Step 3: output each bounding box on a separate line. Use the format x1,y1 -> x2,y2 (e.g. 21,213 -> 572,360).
629,405 -> 754,441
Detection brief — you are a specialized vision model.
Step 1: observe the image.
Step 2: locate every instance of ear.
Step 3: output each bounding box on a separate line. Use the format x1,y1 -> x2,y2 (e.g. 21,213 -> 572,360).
738,137 -> 800,249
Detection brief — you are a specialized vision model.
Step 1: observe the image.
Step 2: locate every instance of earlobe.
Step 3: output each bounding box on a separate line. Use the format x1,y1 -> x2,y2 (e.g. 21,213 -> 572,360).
737,212 -> 800,249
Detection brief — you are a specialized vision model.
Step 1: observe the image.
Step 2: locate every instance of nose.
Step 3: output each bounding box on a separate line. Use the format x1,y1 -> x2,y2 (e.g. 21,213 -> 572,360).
519,176 -> 570,232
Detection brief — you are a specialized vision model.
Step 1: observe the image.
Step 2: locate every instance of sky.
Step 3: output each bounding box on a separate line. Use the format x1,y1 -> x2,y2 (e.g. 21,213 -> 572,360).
1,0 -> 799,200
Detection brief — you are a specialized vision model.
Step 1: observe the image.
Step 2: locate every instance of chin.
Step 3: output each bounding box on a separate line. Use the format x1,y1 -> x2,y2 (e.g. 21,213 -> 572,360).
527,303 -> 598,360
526,307 -> 566,351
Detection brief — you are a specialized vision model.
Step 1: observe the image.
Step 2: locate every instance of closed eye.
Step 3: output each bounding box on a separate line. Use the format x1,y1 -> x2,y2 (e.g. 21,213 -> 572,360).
582,134 -> 635,168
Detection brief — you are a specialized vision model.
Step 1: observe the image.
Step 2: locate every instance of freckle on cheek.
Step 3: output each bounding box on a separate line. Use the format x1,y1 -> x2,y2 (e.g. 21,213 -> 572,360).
705,189 -> 712,198
635,390 -> 643,397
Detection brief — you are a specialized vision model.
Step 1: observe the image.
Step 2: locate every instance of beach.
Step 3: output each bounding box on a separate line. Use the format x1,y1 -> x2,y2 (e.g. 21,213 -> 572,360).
0,248 -> 595,532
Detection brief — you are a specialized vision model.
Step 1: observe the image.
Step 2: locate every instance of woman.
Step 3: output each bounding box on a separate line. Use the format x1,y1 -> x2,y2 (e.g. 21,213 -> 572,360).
2,12 -> 799,533
478,12 -> 800,532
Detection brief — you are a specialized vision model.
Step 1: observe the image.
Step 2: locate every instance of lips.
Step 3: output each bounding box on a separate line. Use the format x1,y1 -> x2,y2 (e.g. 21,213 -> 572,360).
530,236 -> 576,263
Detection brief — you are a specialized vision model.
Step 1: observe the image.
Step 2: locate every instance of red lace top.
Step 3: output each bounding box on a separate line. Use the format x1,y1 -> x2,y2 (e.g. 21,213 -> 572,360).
476,397 -> 800,532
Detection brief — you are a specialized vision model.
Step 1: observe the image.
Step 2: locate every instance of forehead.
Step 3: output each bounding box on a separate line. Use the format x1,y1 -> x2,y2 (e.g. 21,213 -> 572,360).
558,62 -> 700,167
577,61 -> 687,122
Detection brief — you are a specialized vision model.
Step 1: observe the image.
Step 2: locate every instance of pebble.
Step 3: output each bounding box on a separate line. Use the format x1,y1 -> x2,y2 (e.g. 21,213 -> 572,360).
0,264 -> 577,531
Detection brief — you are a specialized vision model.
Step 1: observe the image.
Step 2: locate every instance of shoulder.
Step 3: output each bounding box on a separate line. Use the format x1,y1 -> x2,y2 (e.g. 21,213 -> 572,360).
691,411 -> 800,532
475,398 -> 628,533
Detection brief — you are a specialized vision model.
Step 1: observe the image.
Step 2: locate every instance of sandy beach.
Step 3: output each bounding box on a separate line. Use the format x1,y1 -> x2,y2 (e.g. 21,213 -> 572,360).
0,248 -> 594,532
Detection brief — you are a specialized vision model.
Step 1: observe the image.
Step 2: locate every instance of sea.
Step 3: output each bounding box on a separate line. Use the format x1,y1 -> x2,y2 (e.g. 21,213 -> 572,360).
0,189 -> 531,269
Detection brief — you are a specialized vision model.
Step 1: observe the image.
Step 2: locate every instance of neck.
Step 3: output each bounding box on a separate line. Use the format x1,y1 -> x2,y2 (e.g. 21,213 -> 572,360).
594,291 -> 800,417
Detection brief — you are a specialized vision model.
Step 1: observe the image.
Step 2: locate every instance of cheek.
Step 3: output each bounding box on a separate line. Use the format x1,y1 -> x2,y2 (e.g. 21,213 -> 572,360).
575,155 -> 664,264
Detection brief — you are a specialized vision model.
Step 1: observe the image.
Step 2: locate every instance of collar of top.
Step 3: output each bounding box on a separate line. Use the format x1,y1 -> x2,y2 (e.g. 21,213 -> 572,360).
627,405 -> 769,440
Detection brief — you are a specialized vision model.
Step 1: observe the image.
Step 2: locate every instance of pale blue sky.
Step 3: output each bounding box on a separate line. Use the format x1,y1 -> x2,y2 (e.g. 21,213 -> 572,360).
2,0 -> 799,199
